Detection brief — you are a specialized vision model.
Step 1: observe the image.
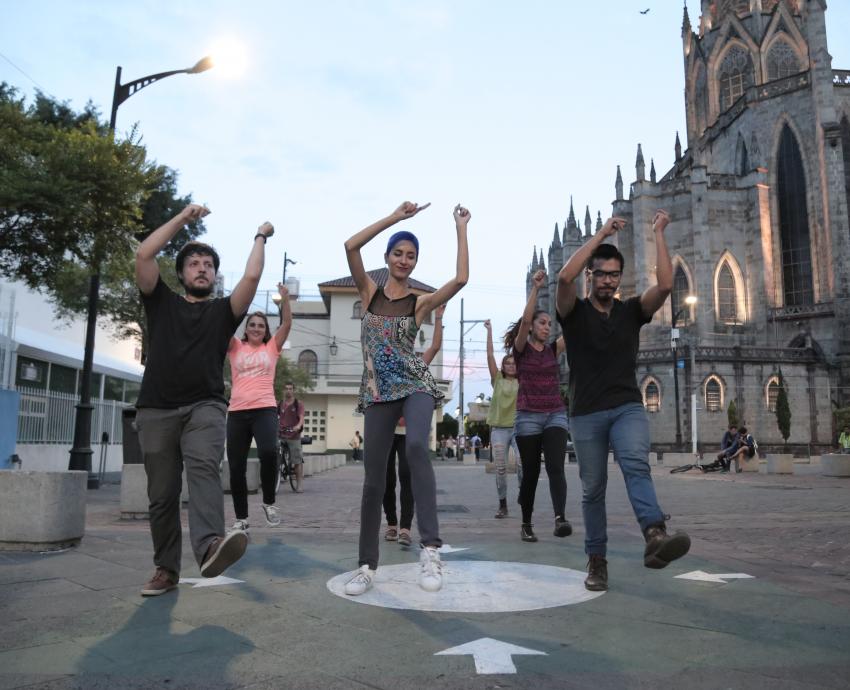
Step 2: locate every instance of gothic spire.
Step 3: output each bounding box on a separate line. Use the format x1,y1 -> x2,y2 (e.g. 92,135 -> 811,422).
531,246 -> 538,268
650,158 -> 657,184
552,222 -> 561,248
615,165 -> 624,201
682,1 -> 691,33
567,196 -> 576,228
675,131 -> 682,161
636,143 -> 646,182
584,206 -> 592,237
596,211 -> 603,233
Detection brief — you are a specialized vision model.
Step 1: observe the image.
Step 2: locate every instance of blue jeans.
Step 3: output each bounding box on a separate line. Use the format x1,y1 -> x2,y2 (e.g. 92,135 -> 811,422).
490,427 -> 522,501
570,402 -> 664,556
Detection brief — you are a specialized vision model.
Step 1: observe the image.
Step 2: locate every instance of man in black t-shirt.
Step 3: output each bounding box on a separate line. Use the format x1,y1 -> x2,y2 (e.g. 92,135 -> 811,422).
135,203 -> 274,596
556,210 -> 690,592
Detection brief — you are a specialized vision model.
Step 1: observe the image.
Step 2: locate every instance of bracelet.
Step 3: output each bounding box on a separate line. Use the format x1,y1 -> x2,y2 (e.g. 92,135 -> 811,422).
254,233 -> 267,243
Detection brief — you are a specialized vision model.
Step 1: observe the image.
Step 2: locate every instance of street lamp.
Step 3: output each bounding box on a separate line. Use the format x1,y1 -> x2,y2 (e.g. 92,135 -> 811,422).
68,57 -> 213,487
282,252 -> 297,284
671,295 -> 697,450
329,337 -> 338,356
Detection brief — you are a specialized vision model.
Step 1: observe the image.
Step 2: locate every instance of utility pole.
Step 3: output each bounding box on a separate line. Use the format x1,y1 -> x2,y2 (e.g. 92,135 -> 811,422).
457,298 -> 486,463
282,252 -> 297,284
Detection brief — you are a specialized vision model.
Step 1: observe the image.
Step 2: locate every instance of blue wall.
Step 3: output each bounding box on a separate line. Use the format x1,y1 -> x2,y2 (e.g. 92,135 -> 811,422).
0,389 -> 19,468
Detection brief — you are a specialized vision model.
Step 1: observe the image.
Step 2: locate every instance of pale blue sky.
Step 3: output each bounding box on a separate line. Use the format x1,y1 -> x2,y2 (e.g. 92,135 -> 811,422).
2,1 -> 848,407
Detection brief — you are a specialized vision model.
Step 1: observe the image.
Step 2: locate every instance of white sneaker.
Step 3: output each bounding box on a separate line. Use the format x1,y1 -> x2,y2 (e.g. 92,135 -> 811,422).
419,546 -> 443,592
261,503 -> 281,527
230,519 -> 250,533
344,565 -> 375,596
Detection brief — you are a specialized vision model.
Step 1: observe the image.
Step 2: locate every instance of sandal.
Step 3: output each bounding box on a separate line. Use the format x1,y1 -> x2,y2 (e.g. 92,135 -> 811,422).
384,526 -> 399,541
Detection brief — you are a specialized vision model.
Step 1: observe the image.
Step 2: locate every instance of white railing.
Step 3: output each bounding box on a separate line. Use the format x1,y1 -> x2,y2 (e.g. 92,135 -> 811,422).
16,386 -> 127,445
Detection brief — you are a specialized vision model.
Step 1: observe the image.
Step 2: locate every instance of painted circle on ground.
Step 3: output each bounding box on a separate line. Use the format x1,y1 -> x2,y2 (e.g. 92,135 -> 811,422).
326,560 -> 604,612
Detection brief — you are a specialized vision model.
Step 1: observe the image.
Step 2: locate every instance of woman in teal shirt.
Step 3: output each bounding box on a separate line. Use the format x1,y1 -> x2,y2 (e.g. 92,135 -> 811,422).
484,319 -> 521,518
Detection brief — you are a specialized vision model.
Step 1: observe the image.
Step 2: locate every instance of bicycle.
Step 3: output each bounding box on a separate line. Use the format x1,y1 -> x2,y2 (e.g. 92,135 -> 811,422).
276,437 -> 298,493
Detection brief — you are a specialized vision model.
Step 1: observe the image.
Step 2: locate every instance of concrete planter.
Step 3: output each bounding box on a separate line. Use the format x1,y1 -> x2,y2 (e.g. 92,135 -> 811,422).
738,454 -> 760,473
120,464 -> 150,519
822,454 -> 850,477
766,454 -> 793,474
0,470 -> 87,551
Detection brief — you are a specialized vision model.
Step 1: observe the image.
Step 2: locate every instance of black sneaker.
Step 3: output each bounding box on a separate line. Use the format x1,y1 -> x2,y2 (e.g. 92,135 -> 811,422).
553,516 -> 572,538
585,555 -> 608,591
520,523 -> 538,542
643,523 -> 691,569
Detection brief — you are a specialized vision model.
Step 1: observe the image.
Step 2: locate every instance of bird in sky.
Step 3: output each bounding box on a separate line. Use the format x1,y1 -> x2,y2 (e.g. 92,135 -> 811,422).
640,8 -> 650,14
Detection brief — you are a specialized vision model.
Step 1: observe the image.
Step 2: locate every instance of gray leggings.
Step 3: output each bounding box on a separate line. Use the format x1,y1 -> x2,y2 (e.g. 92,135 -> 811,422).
359,393 -> 441,569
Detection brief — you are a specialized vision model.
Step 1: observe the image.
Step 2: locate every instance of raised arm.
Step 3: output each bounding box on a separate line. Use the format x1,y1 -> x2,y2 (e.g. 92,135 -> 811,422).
416,205 -> 470,323
514,269 -> 546,355
273,282 -> 293,350
422,303 -> 446,365
344,201 -> 431,305
639,210 -> 673,318
136,204 -> 210,295
484,319 -> 498,384
555,216 -> 625,318
229,222 -> 275,318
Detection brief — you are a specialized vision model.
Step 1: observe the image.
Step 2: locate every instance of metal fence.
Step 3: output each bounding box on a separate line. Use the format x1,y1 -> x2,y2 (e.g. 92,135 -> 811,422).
16,386 -> 127,444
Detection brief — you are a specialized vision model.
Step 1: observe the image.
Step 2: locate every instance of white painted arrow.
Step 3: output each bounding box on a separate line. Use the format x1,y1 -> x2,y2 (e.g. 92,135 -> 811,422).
437,544 -> 469,554
436,637 -> 546,674
179,575 -> 245,588
675,570 -> 754,584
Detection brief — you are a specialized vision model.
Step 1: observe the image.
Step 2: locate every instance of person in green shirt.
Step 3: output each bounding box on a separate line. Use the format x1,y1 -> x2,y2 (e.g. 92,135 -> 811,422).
484,319 -> 522,518
839,426 -> 850,453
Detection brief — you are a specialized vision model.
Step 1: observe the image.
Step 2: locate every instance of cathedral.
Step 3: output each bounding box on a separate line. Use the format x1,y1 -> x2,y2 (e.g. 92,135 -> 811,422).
527,0 -> 850,454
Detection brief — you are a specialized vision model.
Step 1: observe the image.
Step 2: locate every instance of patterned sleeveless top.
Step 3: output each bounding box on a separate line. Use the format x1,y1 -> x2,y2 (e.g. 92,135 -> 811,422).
357,288 -> 444,412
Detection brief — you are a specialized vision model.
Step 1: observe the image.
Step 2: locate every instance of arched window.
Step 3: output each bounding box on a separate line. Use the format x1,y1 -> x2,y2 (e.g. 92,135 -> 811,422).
297,350 -> 318,377
717,262 -> 738,324
841,116 -> 850,227
705,376 -> 724,412
777,124 -> 814,306
765,376 -> 781,412
642,378 -> 662,413
767,40 -> 802,81
352,300 -> 362,319
671,265 -> 692,326
718,46 -> 753,112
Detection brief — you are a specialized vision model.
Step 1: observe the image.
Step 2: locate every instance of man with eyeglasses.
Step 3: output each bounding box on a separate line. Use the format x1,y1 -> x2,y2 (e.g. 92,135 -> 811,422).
555,210 -> 690,592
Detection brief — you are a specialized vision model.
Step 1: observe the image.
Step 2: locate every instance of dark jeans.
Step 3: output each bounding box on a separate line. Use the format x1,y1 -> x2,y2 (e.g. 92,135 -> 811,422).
226,407 -> 279,518
136,400 -> 227,575
359,393 -> 441,569
383,433 -> 414,529
515,409 -> 569,524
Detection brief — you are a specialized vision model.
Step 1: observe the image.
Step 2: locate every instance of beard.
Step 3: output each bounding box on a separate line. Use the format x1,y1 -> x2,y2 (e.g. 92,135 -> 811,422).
183,281 -> 214,299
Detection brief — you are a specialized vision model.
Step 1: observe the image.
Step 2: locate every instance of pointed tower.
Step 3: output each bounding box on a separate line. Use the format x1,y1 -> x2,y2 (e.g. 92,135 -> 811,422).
650,159 -> 657,184
584,206 -> 592,238
551,222 -> 561,249
565,196 -> 579,240
635,144 -> 646,182
675,131 -> 682,162
596,211 -> 603,234
615,165 -> 624,201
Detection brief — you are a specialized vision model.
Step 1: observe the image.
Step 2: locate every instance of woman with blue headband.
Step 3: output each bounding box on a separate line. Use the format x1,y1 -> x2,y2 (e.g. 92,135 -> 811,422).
342,200 -> 470,596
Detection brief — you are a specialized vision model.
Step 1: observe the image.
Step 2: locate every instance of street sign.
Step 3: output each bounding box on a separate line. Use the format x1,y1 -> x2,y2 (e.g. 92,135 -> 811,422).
677,359 -> 686,369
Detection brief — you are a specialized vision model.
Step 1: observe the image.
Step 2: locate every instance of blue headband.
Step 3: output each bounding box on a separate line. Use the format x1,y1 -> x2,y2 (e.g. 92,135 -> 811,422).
386,231 -> 419,257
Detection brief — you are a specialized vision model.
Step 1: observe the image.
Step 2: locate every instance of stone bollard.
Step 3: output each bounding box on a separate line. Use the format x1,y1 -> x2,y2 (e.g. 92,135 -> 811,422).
608,452 -> 616,464
121,464 -> 150,519
0,471 -> 87,551
766,454 -> 793,474
648,452 -> 658,465
303,457 -> 314,477
822,454 -> 850,477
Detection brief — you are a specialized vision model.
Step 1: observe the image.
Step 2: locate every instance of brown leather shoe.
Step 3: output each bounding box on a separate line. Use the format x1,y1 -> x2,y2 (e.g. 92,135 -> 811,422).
141,567 -> 178,596
200,531 -> 248,578
643,523 -> 691,569
585,555 -> 608,592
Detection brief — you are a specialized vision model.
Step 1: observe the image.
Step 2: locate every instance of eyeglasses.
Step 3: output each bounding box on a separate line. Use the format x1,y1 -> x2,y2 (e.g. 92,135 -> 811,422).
588,269 -> 622,280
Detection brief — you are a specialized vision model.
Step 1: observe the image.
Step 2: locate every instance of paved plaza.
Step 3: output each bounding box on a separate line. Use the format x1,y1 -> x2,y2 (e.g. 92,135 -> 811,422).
1,460 -> 849,689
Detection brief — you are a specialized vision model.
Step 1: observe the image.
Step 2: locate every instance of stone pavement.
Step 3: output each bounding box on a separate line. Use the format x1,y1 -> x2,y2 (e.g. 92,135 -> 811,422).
1,460 -> 849,689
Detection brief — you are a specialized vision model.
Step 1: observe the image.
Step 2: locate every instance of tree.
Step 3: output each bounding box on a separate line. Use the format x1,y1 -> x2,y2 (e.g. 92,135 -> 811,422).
775,370 -> 791,445
0,85 -> 206,357
437,412 -> 458,440
727,399 -> 739,428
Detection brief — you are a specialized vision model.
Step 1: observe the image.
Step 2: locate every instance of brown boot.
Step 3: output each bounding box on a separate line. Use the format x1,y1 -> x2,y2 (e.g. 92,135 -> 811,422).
140,567 -> 178,597
643,523 -> 691,569
584,555 -> 608,592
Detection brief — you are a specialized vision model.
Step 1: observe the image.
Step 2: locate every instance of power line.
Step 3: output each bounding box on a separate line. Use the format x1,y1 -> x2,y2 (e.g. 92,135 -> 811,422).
0,51 -> 57,100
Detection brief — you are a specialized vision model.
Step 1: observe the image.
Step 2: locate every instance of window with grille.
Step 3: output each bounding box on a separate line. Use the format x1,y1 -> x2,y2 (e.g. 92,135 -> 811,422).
766,377 -> 780,412
671,265 -> 692,326
705,377 -> 723,412
297,349 -> 318,377
777,125 -> 814,307
718,47 -> 753,112
643,380 -> 661,413
303,408 -> 326,441
717,262 -> 738,324
352,300 -> 362,319
767,41 -> 801,81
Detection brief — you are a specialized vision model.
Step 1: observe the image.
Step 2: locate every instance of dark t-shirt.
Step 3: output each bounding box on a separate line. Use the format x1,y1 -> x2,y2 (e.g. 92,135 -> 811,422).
136,278 -> 241,408
558,296 -> 651,417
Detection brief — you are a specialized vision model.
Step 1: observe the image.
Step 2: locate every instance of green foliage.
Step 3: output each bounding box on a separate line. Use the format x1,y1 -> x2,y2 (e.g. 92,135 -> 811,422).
727,399 -> 739,428
437,412 -> 458,439
0,84 -> 206,354
775,371 -> 791,444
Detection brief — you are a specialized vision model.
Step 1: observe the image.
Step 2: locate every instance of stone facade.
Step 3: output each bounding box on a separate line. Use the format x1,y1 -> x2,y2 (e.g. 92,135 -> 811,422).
527,0 -> 850,454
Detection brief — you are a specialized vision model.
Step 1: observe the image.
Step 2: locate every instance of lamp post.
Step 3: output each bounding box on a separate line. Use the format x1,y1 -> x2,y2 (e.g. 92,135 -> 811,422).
282,252 -> 297,284
457,298 -> 486,463
68,57 -> 213,486
671,295 -> 697,450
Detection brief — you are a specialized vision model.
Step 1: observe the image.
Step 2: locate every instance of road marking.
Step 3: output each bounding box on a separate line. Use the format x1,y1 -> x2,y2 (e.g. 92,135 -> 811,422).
437,544 -> 469,554
436,637 -> 546,674
327,561 -> 604,612
675,570 -> 755,584
179,575 -> 245,588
